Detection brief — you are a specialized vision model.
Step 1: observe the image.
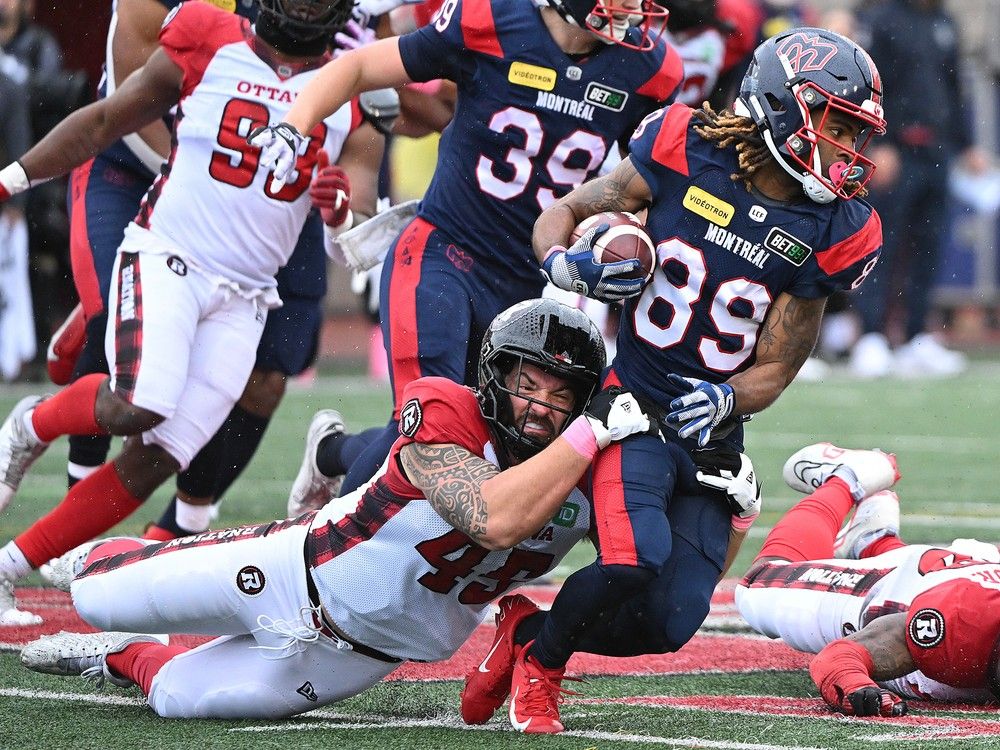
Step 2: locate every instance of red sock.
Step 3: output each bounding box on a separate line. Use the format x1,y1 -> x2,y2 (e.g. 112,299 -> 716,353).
141,524 -> 177,542
860,535 -> 905,558
31,374 -> 108,442
756,477 -> 855,563
15,462 -> 142,567
106,643 -> 189,696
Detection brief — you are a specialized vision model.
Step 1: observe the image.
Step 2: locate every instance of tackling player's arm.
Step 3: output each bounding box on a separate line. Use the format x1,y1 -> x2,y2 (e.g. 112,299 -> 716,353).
810,612 -> 911,717
281,38 -> 412,137
113,0 -> 174,164
532,156 -> 653,263
726,292 -> 827,414
3,48 -> 181,194
399,438 -> 591,551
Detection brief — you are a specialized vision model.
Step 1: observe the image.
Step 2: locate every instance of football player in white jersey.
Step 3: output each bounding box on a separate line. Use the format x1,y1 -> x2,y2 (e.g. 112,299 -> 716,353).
0,0 -> 384,625
737,442 -> 1000,716
19,299 -> 662,720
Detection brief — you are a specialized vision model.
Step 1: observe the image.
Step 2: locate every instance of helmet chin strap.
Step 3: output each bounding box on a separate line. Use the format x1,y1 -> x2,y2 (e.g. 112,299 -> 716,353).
738,94 -> 837,205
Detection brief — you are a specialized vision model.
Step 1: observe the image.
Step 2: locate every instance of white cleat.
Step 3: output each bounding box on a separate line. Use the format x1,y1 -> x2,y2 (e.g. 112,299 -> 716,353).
834,490 -> 900,559
0,577 -> 41,626
0,396 -> 49,513
21,631 -> 168,687
40,538 -> 131,593
783,442 -> 900,499
287,410 -> 345,518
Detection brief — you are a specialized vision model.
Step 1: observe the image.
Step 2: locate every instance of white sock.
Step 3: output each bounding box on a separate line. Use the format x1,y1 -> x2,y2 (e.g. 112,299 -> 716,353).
0,541 -> 33,580
175,498 -> 212,534
68,462 -> 100,482
21,409 -> 42,444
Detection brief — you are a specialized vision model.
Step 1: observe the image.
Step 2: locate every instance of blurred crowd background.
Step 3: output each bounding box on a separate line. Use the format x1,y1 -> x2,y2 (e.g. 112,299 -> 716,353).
1,0 -> 998,383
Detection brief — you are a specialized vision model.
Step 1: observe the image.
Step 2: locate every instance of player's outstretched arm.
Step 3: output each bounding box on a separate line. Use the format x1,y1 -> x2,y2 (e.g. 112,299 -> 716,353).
726,292 -> 826,414
810,613 -> 912,717
0,48 -> 181,201
336,122 -> 385,226
400,388 -> 660,550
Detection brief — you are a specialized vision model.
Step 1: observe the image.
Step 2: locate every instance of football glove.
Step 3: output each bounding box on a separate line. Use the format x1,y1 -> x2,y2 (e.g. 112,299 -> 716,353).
310,150 -> 352,229
247,121 -> 304,189
542,222 -> 644,303
693,447 -> 761,519
666,374 -> 735,448
810,639 -> 907,718
583,386 -> 663,449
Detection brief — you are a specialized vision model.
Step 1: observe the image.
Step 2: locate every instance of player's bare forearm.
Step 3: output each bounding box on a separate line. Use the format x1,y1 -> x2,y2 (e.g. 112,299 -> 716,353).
19,49 -> 181,184
400,438 -> 589,549
719,526 -> 748,581
727,293 -> 825,413
532,157 -> 652,260
339,122 -> 385,223
284,38 -> 411,134
846,613 -> 916,680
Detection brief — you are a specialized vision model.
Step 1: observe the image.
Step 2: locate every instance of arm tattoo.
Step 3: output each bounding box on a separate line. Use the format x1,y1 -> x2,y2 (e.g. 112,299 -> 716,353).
756,294 -> 826,380
399,443 -> 499,541
566,160 -> 649,220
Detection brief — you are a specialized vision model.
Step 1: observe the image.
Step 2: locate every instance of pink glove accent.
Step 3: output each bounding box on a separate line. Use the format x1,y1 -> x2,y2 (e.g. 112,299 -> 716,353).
560,416 -> 599,461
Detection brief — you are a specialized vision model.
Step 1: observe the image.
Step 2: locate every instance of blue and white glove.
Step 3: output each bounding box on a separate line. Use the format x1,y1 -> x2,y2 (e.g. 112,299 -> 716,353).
247,122 -> 305,189
665,373 -> 735,447
542,223 -> 644,303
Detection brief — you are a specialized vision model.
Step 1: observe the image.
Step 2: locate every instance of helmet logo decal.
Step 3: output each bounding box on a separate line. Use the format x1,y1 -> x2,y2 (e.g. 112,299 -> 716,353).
775,33 -> 838,73
399,398 -> 423,438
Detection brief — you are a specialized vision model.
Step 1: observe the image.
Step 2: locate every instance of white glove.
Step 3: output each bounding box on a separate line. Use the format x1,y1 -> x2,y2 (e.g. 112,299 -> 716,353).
694,448 -> 761,519
584,386 -> 662,449
247,122 -> 304,190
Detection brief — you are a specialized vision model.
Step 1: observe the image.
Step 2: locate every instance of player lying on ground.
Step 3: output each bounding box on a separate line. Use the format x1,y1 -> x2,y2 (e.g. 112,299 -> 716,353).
737,442 -> 1000,716
0,0 -> 383,625
20,299 -> 662,719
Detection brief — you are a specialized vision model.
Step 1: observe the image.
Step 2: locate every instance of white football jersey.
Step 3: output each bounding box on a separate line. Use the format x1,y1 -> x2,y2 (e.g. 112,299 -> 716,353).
308,459 -> 590,663
665,27 -> 725,107
125,2 -> 358,291
737,542 -> 1000,702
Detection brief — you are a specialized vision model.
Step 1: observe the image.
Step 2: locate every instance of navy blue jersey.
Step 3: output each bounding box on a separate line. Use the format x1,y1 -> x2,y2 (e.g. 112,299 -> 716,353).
617,103 -> 882,407
398,0 -> 682,287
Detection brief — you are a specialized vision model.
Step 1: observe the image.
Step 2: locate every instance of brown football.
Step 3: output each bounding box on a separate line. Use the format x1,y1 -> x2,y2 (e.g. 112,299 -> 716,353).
570,211 -> 655,283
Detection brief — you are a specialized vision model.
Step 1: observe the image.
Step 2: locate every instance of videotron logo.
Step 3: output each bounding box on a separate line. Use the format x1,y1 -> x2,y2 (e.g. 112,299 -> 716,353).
683,186 -> 734,227
585,82 -> 628,112
508,62 -> 557,91
764,227 -> 813,266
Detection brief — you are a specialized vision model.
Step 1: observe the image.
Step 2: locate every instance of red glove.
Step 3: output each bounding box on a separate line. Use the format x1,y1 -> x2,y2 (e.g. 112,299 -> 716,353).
309,149 -> 352,229
810,639 -> 907,717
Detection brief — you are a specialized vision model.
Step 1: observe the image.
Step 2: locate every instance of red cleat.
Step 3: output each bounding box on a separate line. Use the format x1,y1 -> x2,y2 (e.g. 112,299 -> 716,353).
46,303 -> 87,385
460,594 -> 539,725
508,641 -> 579,734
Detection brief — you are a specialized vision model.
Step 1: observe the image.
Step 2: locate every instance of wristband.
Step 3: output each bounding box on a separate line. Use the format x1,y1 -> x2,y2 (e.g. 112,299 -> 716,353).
730,512 -> 759,533
560,415 -> 599,461
0,161 -> 30,200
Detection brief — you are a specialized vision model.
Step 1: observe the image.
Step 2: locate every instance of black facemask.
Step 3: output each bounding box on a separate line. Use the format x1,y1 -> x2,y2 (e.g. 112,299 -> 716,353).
255,12 -> 329,57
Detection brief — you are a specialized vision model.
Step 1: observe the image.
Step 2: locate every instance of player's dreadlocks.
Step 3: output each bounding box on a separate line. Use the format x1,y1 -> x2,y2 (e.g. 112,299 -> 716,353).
692,103 -> 867,198
692,103 -> 769,193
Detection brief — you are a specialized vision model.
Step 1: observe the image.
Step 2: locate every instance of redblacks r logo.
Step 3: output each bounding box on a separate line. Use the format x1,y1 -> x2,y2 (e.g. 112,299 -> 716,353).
775,33 -> 838,73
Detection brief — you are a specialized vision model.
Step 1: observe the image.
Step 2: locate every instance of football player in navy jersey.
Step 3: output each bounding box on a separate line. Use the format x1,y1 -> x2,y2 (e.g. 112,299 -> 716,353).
458,28 -> 888,733
45,0 -> 364,544
250,0 -> 684,507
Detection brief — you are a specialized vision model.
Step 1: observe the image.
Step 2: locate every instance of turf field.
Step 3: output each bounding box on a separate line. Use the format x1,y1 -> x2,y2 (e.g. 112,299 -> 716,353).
1,364 -> 1000,749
